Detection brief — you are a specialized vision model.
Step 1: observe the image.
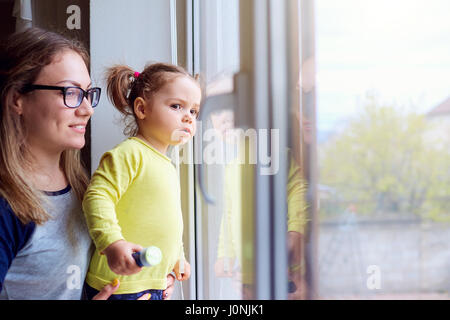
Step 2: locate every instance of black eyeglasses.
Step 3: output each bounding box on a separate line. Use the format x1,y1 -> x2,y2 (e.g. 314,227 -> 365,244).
23,85 -> 101,108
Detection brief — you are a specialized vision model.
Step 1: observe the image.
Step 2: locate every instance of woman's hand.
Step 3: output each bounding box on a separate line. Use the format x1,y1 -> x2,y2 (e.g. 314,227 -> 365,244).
92,279 -> 151,300
102,240 -> 143,275
162,273 -> 176,300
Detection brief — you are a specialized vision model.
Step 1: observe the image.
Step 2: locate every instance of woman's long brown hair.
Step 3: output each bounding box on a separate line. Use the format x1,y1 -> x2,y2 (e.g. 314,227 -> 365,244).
0,28 -> 90,225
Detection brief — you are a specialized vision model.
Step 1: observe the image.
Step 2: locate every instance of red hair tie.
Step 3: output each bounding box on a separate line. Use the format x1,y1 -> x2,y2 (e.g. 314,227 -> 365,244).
134,71 -> 140,78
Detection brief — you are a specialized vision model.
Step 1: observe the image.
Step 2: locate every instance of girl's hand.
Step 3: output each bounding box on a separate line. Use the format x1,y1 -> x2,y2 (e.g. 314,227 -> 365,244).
173,259 -> 191,281
102,240 -> 143,275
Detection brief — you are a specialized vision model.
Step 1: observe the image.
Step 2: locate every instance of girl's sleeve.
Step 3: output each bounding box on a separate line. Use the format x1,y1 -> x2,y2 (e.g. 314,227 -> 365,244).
0,200 -> 35,292
82,149 -> 139,253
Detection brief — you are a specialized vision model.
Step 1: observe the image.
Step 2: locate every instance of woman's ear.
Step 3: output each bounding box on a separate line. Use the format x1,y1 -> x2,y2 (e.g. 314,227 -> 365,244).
134,97 -> 148,120
11,91 -> 24,115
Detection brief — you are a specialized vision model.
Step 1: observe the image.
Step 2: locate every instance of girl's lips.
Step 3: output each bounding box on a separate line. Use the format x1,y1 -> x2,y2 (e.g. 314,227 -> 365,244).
181,128 -> 192,135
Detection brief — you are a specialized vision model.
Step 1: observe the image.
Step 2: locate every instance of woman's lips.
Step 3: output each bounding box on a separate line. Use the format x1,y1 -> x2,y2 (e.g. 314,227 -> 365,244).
69,124 -> 86,133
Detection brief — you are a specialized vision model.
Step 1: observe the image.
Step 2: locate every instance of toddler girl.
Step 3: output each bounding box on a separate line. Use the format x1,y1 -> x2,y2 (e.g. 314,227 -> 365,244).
82,63 -> 201,300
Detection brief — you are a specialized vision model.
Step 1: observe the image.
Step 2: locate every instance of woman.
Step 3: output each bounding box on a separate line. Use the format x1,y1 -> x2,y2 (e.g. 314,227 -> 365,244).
0,28 -> 175,300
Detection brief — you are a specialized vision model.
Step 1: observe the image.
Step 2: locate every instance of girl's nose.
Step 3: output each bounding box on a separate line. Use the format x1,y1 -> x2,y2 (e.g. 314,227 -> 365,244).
182,112 -> 193,123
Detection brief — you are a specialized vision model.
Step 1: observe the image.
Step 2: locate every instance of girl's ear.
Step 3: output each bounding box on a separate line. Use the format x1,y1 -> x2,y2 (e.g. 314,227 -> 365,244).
134,97 -> 148,120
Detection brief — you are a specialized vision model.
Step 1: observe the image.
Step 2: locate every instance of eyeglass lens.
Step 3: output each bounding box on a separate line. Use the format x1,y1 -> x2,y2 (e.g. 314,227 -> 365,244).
65,87 -> 100,108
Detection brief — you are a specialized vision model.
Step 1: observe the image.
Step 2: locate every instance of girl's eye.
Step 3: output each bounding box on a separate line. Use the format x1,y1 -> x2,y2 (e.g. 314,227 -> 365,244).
190,109 -> 199,117
170,104 -> 182,110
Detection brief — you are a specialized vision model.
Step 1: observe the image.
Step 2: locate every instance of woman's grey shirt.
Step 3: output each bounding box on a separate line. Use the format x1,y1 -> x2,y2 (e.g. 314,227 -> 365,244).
0,186 -> 92,299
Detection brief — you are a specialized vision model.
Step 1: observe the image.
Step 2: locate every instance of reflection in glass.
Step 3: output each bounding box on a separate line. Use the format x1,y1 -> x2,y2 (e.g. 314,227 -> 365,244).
286,0 -> 317,300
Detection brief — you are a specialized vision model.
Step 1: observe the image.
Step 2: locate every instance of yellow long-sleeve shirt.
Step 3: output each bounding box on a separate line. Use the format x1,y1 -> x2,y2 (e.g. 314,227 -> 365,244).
82,137 -> 184,294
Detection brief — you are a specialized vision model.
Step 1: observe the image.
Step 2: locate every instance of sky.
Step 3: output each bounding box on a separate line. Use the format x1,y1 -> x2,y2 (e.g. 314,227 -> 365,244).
315,0 -> 450,133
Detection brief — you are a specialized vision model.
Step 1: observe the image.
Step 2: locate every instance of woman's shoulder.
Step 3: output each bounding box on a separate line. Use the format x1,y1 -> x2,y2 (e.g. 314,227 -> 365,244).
0,197 -> 29,224
0,197 -> 12,214
0,196 -> 36,289
0,196 -> 35,238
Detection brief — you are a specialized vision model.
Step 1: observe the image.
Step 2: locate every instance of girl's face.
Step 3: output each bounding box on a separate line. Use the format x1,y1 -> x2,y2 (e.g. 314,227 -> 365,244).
139,75 -> 201,153
18,50 -> 94,155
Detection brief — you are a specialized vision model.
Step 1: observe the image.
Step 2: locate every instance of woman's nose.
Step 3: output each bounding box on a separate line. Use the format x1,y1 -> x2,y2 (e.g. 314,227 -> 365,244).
76,97 -> 94,116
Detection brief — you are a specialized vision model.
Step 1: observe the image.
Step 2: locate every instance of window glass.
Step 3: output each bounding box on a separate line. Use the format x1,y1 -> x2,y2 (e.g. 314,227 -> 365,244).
196,0 -> 242,300
315,0 -> 450,299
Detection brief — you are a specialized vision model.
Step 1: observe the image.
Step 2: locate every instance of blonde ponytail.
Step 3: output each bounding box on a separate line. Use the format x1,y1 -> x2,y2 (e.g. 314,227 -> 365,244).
105,65 -> 139,136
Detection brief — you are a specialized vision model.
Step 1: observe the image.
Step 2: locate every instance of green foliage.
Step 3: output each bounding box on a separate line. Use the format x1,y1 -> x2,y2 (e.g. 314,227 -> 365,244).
319,95 -> 450,221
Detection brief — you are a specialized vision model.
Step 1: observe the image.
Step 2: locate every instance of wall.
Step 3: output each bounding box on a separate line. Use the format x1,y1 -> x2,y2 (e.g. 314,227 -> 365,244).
31,0 -> 92,170
0,0 -> 15,41
89,0 -> 174,171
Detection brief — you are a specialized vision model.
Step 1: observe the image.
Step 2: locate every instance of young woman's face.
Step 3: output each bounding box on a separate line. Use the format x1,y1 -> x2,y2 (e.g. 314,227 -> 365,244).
141,75 -> 201,152
19,50 -> 94,155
